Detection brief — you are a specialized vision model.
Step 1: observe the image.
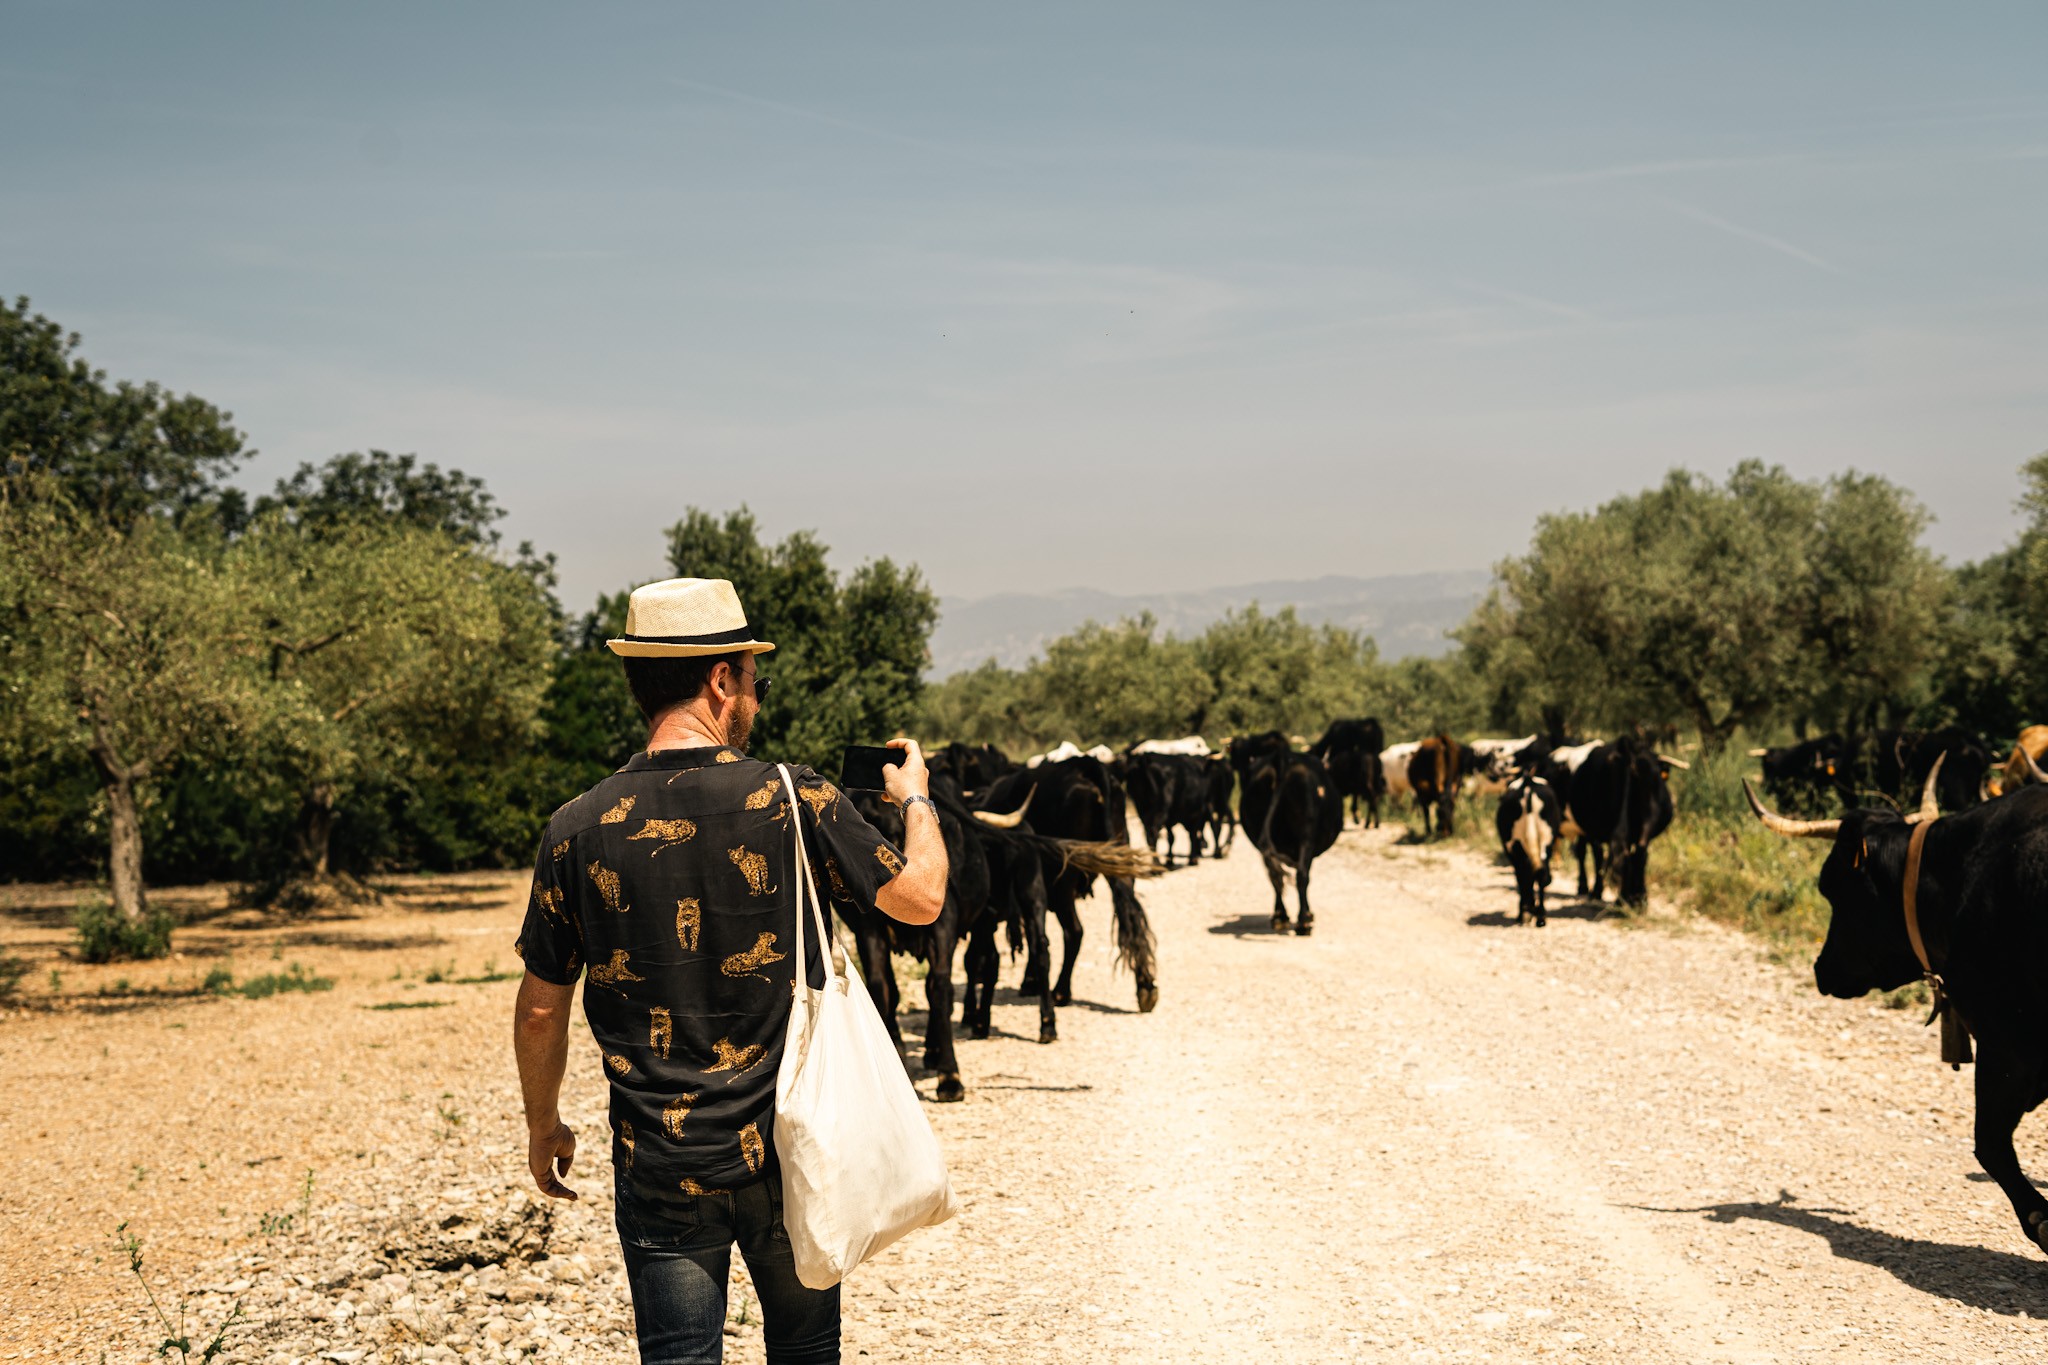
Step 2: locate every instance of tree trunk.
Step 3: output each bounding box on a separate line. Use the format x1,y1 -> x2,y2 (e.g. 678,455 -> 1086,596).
297,782 -> 337,878
87,746 -> 148,923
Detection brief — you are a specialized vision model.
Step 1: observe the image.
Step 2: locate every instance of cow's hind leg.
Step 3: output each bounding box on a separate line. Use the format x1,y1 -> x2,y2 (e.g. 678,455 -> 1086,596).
963,917 -> 999,1040
1050,883 -> 1084,1009
1974,1041 -> 2048,1251
1573,838 -> 1591,898
1293,848 -> 1314,937
923,912 -> 964,1102
1263,850 -> 1291,932
855,928 -> 907,1064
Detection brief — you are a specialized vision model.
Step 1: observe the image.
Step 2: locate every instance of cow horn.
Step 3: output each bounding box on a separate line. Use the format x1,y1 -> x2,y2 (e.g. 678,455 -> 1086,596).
1743,780 -> 1841,838
971,788 -> 1034,829
1747,748 -> 1769,758
1905,754 -> 1945,824
2025,747 -> 2048,787
1657,754 -> 1691,770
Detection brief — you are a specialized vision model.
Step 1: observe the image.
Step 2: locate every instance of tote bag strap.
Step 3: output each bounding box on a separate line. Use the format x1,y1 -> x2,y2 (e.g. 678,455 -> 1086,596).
776,763 -> 843,986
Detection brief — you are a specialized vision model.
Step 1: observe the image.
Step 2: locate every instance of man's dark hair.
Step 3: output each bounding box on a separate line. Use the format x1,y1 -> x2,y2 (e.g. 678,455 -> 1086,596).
622,651 -> 747,723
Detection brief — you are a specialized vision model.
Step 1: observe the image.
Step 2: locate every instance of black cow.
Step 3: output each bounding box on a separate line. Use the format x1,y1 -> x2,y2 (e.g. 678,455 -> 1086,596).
1205,755 -> 1238,855
982,756 -> 1160,1032
1496,773 -> 1563,926
1126,751 -> 1212,867
1745,777 -> 2048,1253
928,742 -> 1015,794
1410,734 -> 1465,837
1840,728 -> 1992,814
1564,736 -> 1681,906
1752,736 -> 1843,815
1231,734 -> 1343,934
1312,718 -> 1386,828
846,776 -> 998,1102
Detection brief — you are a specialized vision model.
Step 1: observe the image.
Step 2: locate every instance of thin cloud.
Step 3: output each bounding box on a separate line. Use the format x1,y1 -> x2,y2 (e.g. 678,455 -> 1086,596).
1658,197 -> 1846,276
665,75 -> 1004,168
1527,153 -> 1805,187
1452,279 -> 1607,327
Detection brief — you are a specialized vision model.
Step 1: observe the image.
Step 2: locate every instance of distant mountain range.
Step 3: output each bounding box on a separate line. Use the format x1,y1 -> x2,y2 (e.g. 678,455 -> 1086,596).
926,570 -> 1492,678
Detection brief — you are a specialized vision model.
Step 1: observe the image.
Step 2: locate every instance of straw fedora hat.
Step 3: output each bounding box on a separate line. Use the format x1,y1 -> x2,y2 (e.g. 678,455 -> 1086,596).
606,578 -> 777,658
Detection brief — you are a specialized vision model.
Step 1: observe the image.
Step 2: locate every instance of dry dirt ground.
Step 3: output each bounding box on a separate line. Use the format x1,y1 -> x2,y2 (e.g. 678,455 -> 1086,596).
4,823 -> 2048,1363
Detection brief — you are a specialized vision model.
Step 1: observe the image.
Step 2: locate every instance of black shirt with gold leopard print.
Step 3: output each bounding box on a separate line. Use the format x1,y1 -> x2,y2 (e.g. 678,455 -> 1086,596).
516,744 -> 903,1195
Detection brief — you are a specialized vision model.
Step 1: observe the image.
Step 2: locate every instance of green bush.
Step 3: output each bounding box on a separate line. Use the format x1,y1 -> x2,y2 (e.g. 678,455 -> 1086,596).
230,964 -> 333,999
74,895 -> 176,963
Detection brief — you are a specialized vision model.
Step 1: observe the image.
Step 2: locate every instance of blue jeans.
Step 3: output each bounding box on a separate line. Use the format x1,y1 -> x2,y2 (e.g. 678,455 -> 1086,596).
615,1171 -> 840,1364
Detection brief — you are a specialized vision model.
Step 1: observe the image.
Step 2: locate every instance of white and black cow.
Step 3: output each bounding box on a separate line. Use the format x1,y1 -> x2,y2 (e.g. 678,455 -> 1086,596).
1495,773 -> 1563,926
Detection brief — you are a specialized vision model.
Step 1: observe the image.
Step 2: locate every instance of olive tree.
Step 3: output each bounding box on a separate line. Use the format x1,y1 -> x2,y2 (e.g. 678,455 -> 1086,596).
0,476 -> 254,925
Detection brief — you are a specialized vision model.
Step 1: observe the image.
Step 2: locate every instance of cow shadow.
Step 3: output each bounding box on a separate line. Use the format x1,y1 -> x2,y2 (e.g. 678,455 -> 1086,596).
1465,900 -> 1608,928
1207,914 -> 1294,938
986,986 -> 1136,1017
1630,1190 -> 2048,1314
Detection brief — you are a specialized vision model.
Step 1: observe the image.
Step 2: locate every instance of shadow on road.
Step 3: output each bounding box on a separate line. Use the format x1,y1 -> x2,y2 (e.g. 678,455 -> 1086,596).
1206,914 -> 1293,938
1465,901 -> 1609,928
1630,1190 -> 2048,1314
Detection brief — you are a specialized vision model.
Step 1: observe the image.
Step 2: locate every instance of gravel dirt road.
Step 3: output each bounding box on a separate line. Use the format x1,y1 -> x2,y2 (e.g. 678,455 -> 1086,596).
5,822 -> 2047,1362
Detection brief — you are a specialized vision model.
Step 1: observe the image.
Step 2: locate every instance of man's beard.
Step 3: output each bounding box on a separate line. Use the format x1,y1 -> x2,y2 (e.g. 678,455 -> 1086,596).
724,701 -> 755,755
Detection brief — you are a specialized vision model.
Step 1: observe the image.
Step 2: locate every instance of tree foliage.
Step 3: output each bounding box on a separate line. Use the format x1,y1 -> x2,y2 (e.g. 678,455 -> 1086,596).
1460,462 -> 1946,751
0,475 -> 257,921
0,296 -> 248,524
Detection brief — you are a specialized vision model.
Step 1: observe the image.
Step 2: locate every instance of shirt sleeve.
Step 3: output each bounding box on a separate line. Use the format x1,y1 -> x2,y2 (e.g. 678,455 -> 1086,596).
515,828 -> 584,985
792,768 -> 906,916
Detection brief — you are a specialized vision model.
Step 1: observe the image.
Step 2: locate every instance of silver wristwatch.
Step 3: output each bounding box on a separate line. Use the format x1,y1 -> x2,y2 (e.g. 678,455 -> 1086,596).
900,794 -> 938,821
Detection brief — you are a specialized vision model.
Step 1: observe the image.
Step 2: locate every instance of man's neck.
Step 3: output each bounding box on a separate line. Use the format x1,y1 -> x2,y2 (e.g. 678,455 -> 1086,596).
646,702 -> 728,753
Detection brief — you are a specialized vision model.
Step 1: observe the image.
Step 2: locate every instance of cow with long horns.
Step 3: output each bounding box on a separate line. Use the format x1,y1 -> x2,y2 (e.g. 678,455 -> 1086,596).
981,755 -> 1164,1031
1745,757 -> 2048,1255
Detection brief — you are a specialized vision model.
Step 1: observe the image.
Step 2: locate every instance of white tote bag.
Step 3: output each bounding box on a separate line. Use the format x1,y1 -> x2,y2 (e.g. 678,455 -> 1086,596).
772,764 -> 959,1289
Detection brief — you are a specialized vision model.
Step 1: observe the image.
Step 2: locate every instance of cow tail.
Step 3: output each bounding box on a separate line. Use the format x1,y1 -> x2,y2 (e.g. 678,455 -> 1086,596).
1109,878 -> 1157,986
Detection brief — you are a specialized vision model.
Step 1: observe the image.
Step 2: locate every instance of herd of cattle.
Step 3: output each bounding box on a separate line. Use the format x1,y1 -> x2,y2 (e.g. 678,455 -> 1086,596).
843,718 -> 2048,1256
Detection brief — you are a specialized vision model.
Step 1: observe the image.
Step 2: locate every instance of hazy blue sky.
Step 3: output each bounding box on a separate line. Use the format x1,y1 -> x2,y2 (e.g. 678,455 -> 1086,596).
5,2 -> 2046,611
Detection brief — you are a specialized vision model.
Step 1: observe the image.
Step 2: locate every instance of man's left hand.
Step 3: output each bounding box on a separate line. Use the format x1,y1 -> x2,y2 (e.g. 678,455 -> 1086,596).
529,1120 -> 579,1201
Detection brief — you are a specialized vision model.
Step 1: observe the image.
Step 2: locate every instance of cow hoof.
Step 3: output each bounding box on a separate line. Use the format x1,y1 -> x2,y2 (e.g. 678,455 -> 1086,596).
1053,988 -> 1073,1007
1535,916 -> 1547,928
1137,985 -> 1159,1013
970,1024 -> 991,1041
1038,1028 -> 1058,1045
1271,916 -> 1290,933
935,1075 -> 966,1103
1295,920 -> 1313,937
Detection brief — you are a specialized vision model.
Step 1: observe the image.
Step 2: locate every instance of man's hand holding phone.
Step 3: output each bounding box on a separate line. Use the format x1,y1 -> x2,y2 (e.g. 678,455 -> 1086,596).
880,738 -> 928,806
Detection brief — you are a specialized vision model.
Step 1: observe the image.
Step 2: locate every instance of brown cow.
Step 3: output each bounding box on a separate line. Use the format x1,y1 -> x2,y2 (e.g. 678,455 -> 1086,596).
1994,725 -> 2048,797
1410,734 -> 1465,838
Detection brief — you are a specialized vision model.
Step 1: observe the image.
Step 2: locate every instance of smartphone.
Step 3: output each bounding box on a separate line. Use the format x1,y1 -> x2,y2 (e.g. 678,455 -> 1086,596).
840,744 -> 904,791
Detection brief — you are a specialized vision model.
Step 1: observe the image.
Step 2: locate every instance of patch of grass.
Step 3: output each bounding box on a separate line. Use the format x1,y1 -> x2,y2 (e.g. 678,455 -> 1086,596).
454,958 -> 519,984
117,1221 -> 244,1363
255,1209 -> 295,1237
201,964 -> 235,994
422,959 -> 455,983
74,895 -> 175,963
229,964 -> 334,999
1650,742 -> 1831,960
0,952 -> 29,998
366,999 -> 449,1011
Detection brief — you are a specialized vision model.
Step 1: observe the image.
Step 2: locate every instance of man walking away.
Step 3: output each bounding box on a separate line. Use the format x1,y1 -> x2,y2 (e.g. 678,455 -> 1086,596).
511,577 -> 947,1364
